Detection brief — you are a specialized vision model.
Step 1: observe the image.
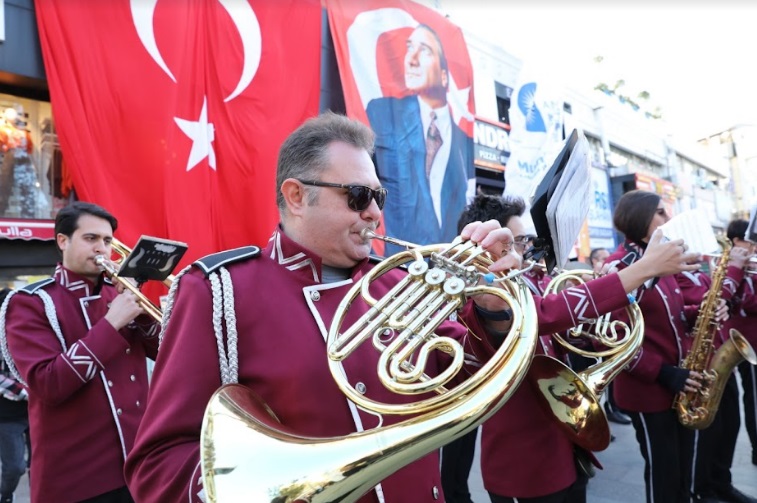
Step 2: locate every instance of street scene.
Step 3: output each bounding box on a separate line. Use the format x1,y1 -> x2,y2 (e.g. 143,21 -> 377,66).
1,1 -> 757,502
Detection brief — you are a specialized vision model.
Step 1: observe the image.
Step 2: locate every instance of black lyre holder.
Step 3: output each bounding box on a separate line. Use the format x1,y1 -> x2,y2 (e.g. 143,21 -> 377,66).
117,236 -> 188,285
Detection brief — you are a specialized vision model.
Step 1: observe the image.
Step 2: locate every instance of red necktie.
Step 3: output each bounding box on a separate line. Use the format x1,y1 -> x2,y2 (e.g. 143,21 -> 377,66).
425,111 -> 443,178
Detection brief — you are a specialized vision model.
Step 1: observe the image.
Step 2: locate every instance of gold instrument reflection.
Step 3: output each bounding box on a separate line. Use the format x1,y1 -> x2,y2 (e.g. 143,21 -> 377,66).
528,268 -> 645,451
200,230 -> 539,503
94,238 -> 174,322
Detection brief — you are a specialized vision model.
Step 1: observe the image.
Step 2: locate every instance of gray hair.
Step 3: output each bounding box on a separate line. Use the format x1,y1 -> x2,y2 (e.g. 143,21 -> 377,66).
276,111 -> 375,212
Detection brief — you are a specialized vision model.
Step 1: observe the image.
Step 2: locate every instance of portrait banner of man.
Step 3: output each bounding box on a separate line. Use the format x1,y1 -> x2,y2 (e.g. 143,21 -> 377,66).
327,0 -> 476,256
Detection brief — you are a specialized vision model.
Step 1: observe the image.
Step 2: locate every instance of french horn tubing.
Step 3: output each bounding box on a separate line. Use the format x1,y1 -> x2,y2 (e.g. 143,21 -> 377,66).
528,269 -> 644,451
200,230 -> 538,502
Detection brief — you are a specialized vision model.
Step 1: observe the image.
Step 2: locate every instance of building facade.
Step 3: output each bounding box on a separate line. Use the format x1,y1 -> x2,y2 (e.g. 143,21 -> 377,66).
0,0 -> 62,289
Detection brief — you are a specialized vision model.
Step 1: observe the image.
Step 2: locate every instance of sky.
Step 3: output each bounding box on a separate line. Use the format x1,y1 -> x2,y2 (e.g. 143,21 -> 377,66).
441,2 -> 757,142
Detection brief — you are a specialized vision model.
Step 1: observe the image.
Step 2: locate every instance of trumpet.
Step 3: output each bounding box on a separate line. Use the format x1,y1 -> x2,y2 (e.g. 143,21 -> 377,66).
94,237 -> 173,322
111,238 -> 176,287
95,256 -> 163,322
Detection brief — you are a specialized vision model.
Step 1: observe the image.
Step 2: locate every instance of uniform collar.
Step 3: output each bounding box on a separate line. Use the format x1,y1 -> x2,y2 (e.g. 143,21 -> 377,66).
53,263 -> 105,298
265,226 -> 369,284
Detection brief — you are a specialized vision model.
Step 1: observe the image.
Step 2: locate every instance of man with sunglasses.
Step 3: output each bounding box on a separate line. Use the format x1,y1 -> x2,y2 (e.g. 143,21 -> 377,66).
125,112 -> 525,502
125,113 -> 702,503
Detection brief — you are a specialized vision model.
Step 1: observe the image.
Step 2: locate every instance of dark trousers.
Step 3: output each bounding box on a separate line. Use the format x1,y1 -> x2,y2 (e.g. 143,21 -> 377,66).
628,409 -> 694,503
488,472 -> 588,503
79,486 -> 134,503
738,361 -> 757,454
0,418 -> 28,498
487,455 -> 588,503
693,373 -> 740,497
441,427 -> 478,503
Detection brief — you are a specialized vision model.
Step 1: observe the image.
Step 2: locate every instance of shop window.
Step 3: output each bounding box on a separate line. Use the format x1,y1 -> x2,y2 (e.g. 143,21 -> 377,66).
0,94 -> 66,220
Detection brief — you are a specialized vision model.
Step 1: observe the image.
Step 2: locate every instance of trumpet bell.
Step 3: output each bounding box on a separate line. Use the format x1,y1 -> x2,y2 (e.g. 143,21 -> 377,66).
527,356 -> 610,451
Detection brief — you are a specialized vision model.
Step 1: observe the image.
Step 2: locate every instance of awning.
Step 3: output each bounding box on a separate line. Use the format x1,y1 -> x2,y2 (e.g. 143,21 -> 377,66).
0,218 -> 56,241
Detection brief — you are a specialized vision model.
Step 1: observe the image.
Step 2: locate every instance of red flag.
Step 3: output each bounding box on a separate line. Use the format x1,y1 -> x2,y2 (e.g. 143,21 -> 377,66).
35,0 -> 321,270
326,0 -> 476,255
326,0 -> 475,136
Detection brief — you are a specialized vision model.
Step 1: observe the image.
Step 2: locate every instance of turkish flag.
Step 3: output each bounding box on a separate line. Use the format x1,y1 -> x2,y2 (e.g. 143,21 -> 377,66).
35,0 -> 321,274
326,0 -> 475,136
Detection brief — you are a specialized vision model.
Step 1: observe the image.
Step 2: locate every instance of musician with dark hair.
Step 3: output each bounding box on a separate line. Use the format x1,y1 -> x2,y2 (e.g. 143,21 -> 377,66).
677,234 -> 756,503
123,114 -> 692,503
689,217 -> 757,503
0,201 -> 159,502
726,218 -> 757,469
443,193 -> 533,503
604,190 -> 748,503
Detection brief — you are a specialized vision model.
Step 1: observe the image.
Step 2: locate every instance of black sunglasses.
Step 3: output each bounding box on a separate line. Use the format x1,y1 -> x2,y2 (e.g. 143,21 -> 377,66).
297,179 -> 387,211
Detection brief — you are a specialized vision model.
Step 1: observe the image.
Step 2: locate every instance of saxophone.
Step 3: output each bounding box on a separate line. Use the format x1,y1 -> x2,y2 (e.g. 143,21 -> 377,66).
674,238 -> 757,429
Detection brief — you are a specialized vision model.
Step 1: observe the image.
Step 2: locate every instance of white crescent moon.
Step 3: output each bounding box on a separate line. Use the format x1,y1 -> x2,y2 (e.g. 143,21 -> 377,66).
131,0 -> 260,102
130,0 -> 177,83
218,0 -> 262,102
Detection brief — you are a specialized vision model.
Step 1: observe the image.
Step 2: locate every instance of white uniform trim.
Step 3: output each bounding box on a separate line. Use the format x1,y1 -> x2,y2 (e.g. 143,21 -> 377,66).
303,280 -> 387,503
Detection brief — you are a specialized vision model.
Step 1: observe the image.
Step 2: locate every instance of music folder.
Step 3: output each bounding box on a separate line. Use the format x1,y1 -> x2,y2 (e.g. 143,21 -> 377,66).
747,204 -> 757,243
117,235 -> 188,283
658,208 -> 719,255
529,129 -> 591,272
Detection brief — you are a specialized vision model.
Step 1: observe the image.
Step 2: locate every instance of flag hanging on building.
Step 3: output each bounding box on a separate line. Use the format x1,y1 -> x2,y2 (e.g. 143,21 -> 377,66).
35,0 -> 321,267
326,0 -> 475,255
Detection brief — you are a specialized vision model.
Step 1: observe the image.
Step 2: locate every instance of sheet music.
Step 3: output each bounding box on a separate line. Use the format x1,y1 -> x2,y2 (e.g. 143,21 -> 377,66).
546,131 -> 592,269
747,204 -> 757,242
658,209 -> 719,255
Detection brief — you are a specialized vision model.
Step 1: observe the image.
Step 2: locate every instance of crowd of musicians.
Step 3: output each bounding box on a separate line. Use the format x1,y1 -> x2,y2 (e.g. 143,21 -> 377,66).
0,112 -> 755,503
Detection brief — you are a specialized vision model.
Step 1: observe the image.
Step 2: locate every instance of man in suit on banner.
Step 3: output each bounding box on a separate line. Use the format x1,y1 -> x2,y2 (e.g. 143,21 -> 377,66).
367,24 -> 474,256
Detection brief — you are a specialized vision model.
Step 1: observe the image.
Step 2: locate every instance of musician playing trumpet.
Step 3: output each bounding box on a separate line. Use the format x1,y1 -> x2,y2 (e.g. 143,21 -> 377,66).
125,114 -> 700,503
0,201 -> 159,503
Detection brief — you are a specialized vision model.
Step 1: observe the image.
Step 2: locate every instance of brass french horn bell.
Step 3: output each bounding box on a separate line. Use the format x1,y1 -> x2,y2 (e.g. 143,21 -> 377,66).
200,230 -> 539,502
528,269 -> 644,452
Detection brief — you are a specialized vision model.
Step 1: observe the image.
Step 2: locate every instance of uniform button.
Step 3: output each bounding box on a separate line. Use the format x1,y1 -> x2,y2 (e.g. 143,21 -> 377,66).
83,301 -> 89,307
432,486 -> 439,499
108,380 -> 113,387
130,375 -> 136,382
136,400 -> 141,407
311,291 -> 321,301
125,348 -> 131,355
356,382 -> 367,394
117,408 -> 123,415
675,289 -> 680,294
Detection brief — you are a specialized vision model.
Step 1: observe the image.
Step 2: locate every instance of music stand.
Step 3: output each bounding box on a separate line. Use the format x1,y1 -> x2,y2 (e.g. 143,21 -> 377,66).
528,129 -> 580,272
747,204 -> 757,243
117,235 -> 189,284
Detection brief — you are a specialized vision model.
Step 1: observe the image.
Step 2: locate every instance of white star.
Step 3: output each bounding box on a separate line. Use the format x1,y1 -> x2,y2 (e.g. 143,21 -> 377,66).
446,73 -> 473,123
174,96 -> 216,171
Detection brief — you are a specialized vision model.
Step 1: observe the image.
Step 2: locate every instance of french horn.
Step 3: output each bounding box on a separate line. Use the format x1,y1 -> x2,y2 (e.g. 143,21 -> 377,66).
528,268 -> 644,451
200,230 -> 538,502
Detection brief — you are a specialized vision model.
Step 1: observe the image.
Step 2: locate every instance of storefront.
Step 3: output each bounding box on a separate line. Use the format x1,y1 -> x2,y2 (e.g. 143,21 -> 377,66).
0,0 -> 64,288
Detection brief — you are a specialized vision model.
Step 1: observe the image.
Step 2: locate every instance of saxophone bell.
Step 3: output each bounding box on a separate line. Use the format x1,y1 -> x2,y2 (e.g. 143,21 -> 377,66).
675,237 -> 757,429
